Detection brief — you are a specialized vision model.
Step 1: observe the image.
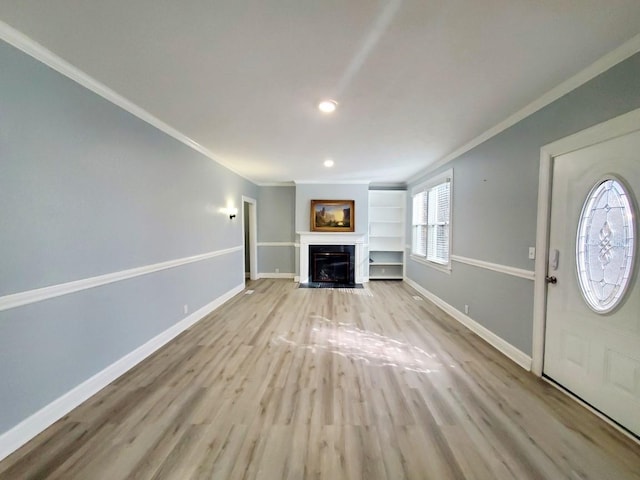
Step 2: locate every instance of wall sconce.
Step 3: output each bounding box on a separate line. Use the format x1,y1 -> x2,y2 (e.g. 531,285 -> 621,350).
226,207 -> 238,220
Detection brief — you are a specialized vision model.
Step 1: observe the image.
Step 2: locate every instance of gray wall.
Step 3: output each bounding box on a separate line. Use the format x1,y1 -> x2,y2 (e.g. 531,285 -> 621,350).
0,40 -> 258,434
295,183 -> 369,234
406,52 -> 640,356
257,186 -> 296,275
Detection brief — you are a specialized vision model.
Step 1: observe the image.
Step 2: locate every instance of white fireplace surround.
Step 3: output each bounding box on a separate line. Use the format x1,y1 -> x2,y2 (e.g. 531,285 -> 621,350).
297,232 -> 368,284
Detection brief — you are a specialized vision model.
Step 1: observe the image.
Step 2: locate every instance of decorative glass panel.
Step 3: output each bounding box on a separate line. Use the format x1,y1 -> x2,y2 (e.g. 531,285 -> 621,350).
576,178 -> 636,313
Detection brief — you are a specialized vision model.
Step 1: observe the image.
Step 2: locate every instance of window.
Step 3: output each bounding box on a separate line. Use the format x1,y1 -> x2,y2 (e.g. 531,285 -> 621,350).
411,170 -> 452,267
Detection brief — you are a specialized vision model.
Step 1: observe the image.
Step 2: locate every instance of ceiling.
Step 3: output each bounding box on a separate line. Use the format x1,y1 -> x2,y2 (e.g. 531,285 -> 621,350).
1,1 -> 640,185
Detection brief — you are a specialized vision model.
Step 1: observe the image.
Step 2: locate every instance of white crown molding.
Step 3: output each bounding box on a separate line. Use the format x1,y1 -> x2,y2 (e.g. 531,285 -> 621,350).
256,181 -> 296,187
0,20 -> 256,185
404,278 -> 532,371
0,245 -> 243,312
368,183 -> 408,189
0,282 -> 244,462
294,180 -> 372,185
451,255 -> 535,281
407,33 -> 640,183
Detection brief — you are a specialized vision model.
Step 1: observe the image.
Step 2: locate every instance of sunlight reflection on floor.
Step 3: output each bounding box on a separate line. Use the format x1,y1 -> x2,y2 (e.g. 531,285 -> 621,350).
273,315 -> 443,374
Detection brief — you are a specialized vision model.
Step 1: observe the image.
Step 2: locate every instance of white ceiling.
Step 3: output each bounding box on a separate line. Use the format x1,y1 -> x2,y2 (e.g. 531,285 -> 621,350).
1,1 -> 640,185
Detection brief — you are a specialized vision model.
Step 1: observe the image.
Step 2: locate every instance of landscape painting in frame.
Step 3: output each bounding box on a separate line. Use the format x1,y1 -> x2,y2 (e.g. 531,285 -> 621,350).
310,200 -> 355,232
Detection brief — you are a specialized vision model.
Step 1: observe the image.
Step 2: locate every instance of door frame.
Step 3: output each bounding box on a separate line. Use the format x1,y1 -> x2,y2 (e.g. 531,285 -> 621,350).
531,108 -> 640,376
242,196 -> 258,281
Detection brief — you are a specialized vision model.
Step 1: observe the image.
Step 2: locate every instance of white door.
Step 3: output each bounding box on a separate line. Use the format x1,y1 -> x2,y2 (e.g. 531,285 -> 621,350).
544,128 -> 640,436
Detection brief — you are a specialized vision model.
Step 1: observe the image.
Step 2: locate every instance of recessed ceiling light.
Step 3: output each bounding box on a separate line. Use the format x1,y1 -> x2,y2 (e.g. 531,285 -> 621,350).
324,159 -> 334,167
318,99 -> 338,114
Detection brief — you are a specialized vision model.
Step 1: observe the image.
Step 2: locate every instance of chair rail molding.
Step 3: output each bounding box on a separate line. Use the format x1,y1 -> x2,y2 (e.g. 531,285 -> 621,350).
0,246 -> 243,312
451,255 -> 535,281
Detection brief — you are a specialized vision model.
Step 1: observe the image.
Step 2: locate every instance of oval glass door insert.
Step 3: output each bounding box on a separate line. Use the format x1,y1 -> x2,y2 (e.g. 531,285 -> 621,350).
576,177 -> 636,313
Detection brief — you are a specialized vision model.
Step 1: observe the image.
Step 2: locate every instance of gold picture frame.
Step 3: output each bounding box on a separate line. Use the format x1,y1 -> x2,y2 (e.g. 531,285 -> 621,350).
310,199 -> 355,232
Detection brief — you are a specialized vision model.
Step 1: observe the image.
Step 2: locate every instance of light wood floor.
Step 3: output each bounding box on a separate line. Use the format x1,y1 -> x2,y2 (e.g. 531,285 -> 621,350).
0,279 -> 638,479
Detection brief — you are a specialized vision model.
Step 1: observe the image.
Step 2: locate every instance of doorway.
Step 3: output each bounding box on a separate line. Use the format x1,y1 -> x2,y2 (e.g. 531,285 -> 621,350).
242,196 -> 258,282
533,108 -> 640,438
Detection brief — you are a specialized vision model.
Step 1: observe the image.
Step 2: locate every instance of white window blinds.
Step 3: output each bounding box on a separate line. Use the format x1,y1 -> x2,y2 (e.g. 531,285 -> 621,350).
411,171 -> 452,266
426,181 -> 450,264
412,191 -> 428,257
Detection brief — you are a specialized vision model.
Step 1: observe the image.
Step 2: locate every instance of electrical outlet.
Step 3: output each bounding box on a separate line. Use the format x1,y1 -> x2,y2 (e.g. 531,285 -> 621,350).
275,268 -> 280,273
183,304 -> 189,314
528,247 -> 536,260
464,304 -> 469,315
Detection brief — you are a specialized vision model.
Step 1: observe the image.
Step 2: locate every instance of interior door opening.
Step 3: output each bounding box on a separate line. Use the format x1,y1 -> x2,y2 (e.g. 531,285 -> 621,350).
242,196 -> 258,283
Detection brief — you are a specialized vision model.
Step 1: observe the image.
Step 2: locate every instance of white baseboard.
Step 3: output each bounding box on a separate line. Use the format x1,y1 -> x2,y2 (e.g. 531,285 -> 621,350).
404,278 -> 532,371
257,272 -> 295,279
0,282 -> 244,462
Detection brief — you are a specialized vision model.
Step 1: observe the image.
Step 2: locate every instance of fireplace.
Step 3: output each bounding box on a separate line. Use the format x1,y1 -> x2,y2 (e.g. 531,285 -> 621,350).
297,232 -> 365,284
309,244 -> 355,285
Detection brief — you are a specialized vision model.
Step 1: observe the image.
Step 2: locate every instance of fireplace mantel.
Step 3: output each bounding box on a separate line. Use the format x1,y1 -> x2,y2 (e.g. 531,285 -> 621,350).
297,232 -> 367,284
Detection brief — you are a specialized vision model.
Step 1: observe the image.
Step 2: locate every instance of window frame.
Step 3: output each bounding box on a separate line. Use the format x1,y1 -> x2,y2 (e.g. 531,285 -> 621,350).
410,169 -> 453,272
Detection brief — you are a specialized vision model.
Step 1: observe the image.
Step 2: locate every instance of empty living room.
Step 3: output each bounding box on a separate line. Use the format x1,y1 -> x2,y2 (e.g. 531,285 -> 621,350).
1,2 -> 639,479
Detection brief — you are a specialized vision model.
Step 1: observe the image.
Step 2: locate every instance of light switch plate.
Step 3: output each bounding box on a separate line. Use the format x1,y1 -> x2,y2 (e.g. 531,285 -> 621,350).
528,247 -> 536,260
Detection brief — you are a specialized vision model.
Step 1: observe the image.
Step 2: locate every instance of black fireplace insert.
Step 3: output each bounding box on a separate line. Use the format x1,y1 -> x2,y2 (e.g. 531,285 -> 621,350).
308,244 -> 355,285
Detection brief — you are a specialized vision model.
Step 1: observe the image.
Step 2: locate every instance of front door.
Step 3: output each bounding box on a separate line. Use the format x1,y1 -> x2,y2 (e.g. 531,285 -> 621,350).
544,127 -> 640,437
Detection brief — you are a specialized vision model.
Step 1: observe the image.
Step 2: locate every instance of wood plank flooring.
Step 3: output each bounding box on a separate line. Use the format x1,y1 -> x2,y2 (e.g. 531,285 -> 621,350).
0,279 -> 638,479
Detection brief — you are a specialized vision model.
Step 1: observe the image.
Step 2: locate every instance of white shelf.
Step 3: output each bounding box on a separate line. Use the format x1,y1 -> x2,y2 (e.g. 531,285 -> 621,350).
369,190 -> 406,280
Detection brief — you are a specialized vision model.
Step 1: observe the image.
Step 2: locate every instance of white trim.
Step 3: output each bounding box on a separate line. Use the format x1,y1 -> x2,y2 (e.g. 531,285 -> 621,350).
242,196 -> 259,282
532,107 -> 640,376
405,278 -> 532,371
411,168 -> 453,195
257,242 -> 296,247
0,20 -> 255,185
0,282 -> 244,462
258,273 -> 295,279
409,254 -> 452,274
297,232 -> 367,284
256,182 -> 296,187
294,180 -> 371,185
409,33 -> 640,183
532,148 -> 554,376
0,246 -> 242,312
451,255 -> 535,281
410,169 -> 453,270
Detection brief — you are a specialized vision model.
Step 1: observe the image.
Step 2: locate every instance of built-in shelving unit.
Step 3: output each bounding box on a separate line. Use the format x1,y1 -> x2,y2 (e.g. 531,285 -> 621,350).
368,190 -> 406,280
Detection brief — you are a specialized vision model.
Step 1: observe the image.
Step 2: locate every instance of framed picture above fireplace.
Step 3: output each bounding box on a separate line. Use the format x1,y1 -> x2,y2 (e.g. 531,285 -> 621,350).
310,199 -> 355,232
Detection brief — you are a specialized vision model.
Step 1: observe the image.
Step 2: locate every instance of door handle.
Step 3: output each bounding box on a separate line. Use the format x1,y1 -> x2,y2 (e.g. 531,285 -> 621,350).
545,276 -> 557,284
